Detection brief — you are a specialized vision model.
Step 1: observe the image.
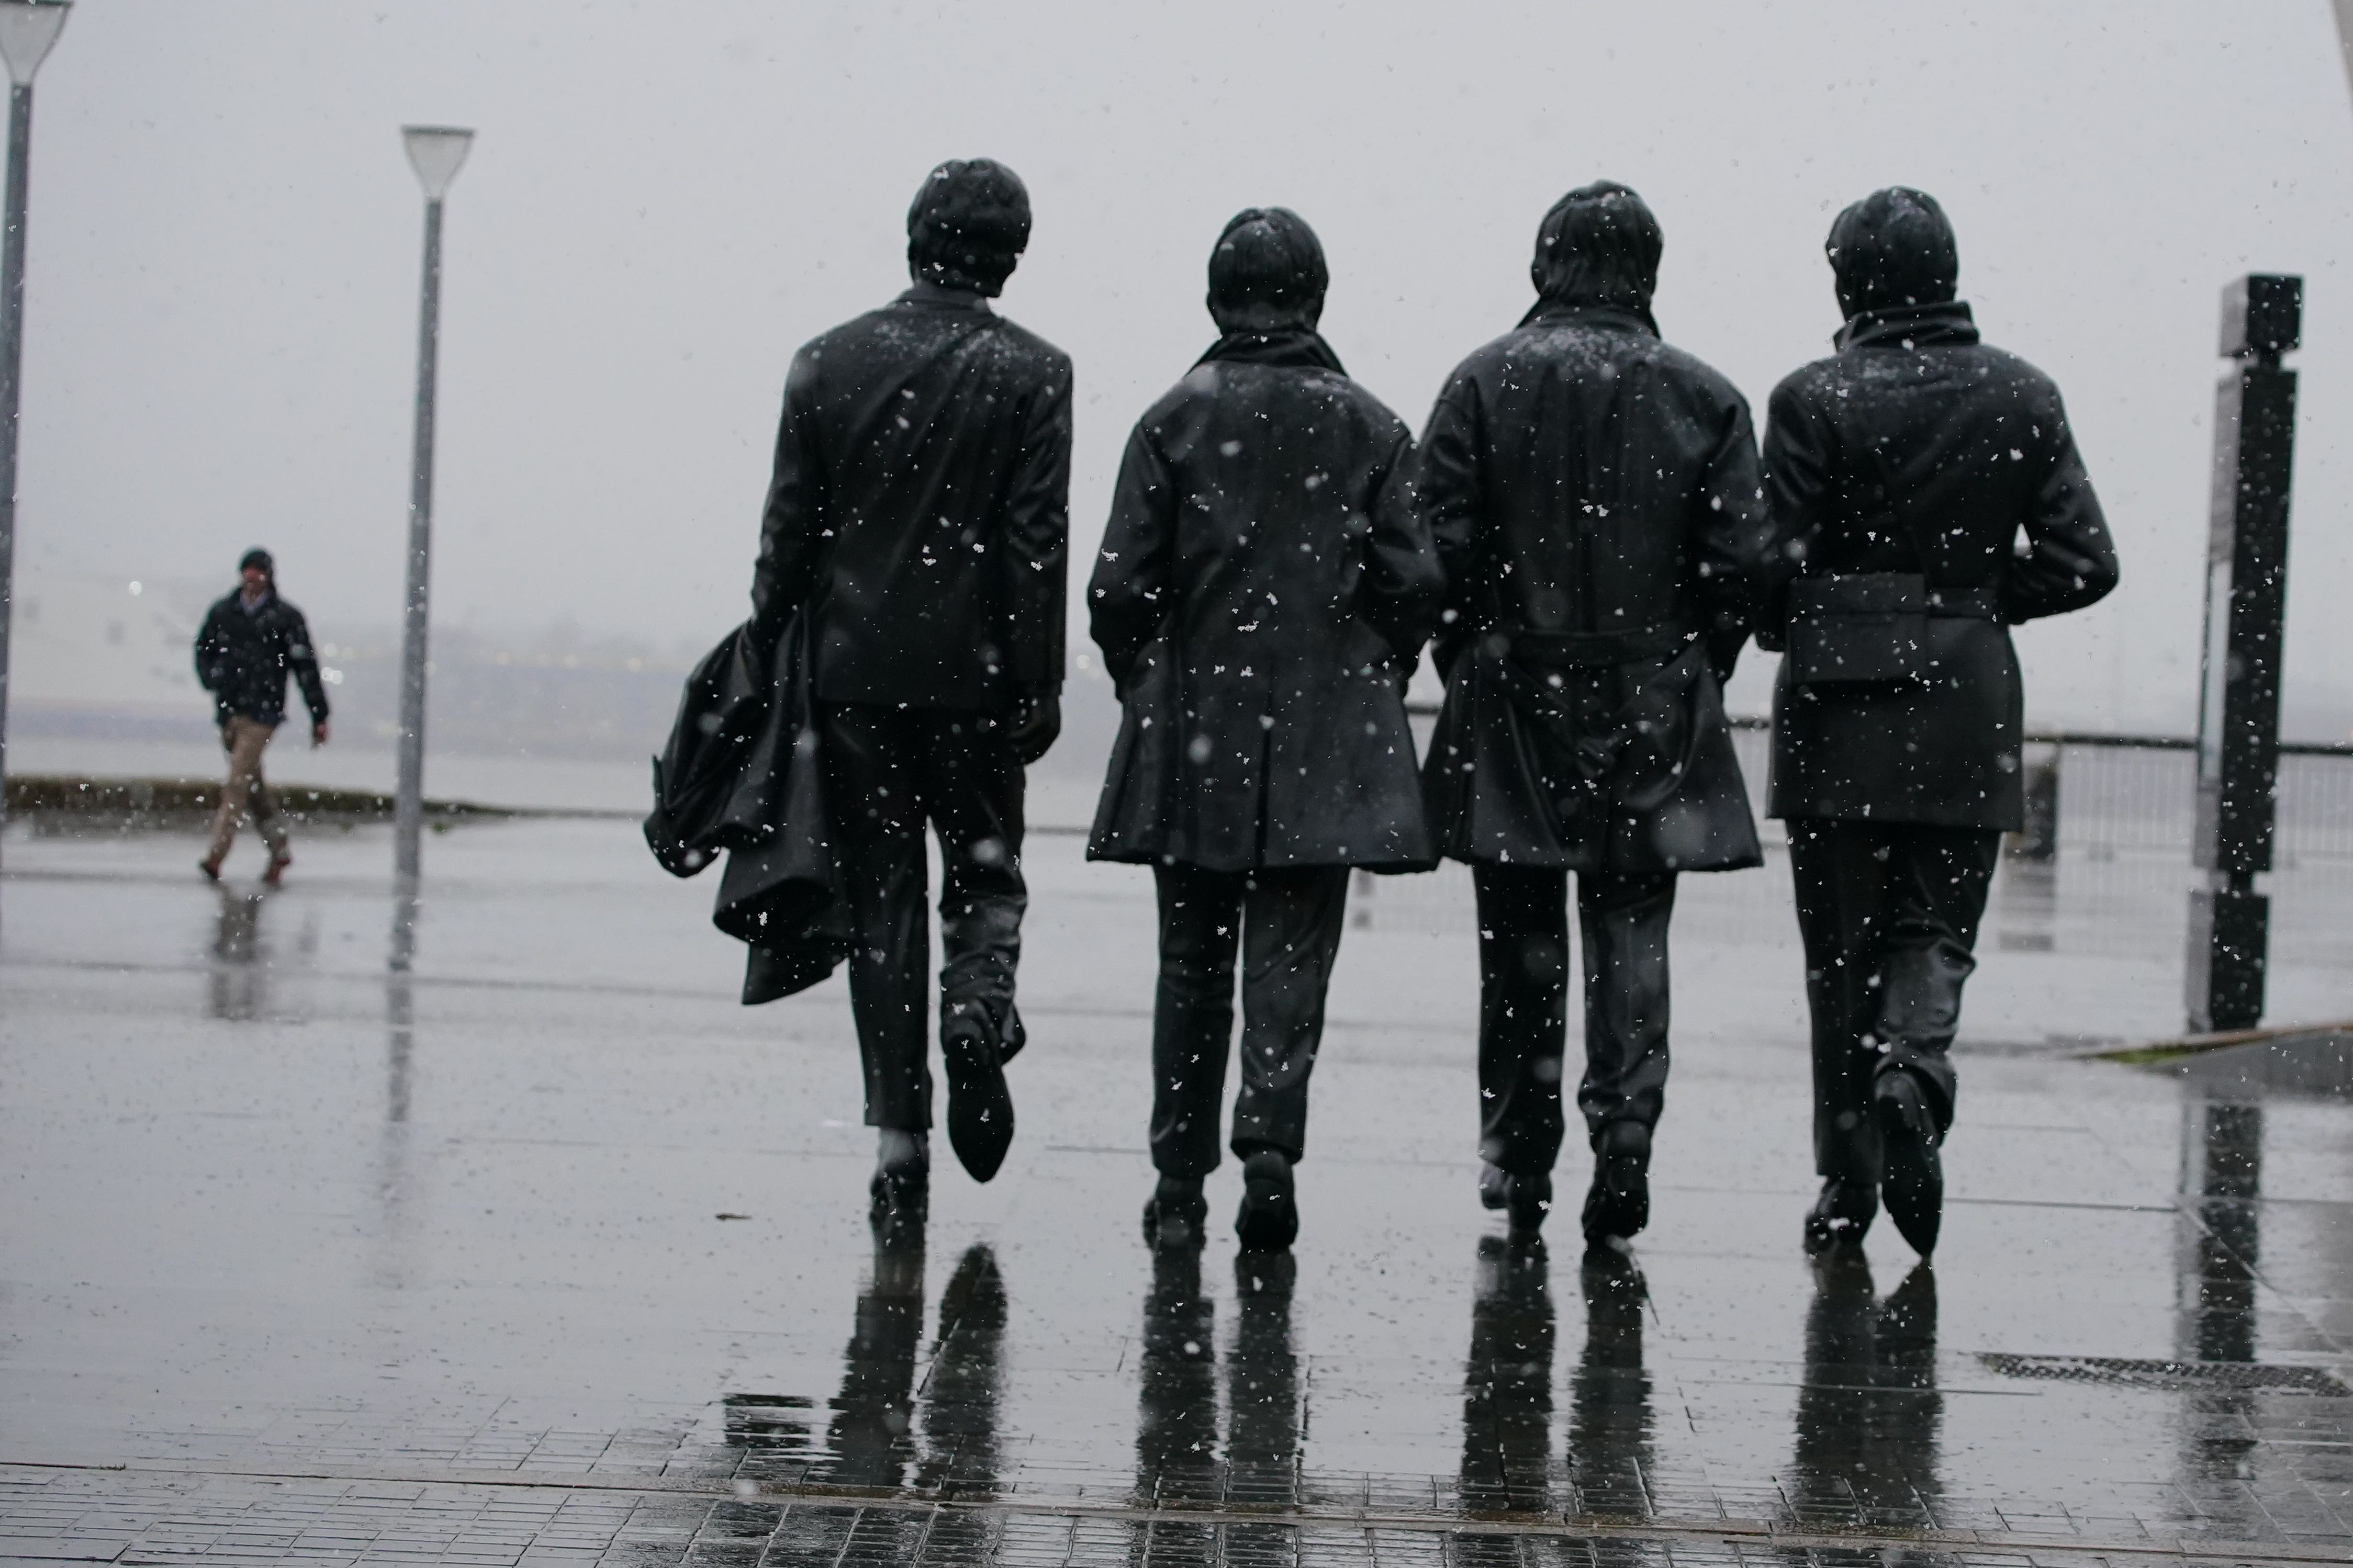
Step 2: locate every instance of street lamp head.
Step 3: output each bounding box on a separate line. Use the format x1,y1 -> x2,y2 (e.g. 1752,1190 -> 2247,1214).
401,125 -> 474,201
0,0 -> 69,88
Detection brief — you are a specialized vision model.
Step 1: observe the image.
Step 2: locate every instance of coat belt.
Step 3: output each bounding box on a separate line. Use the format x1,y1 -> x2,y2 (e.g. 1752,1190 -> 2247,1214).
1921,586 -> 2001,619
1505,622 -> 1696,669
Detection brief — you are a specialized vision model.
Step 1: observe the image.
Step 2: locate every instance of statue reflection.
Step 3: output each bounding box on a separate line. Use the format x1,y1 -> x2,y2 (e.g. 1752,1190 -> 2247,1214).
1132,1243 -> 1301,1555
1460,1235 -> 1555,1515
912,1244 -> 1007,1558
1787,1254 -> 1942,1533
1227,1251 -> 1299,1508
1135,1243 -> 1219,1510
209,885 -> 272,1020
799,1231 -> 1007,1506
816,1225 -> 928,1490
1568,1249 -> 1654,1519
916,1244 -> 1008,1496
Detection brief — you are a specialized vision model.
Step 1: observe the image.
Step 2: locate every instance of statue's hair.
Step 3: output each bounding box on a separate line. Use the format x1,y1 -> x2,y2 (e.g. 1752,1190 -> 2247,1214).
1826,187 -> 1958,314
906,159 -> 1032,297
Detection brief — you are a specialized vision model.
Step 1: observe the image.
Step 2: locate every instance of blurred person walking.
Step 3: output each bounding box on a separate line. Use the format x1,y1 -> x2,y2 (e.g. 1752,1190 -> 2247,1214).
1762,189 -> 2116,1259
1091,208 -> 1440,1251
748,159 -> 1071,1223
1418,182 -> 1776,1250
192,548 -> 330,884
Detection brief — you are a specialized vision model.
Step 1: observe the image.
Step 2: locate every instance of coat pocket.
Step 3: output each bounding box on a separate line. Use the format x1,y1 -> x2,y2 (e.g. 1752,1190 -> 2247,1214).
1788,573 -> 1929,688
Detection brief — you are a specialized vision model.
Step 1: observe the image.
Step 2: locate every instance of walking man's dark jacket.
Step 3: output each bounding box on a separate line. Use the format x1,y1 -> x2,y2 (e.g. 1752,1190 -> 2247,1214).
193,591 -> 329,730
1417,303 -> 1776,873
749,283 -> 1072,710
1761,301 -> 2119,830
1089,328 -> 1442,872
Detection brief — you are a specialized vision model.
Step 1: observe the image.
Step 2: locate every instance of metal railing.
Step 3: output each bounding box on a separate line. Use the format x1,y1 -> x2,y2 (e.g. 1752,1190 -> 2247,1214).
1404,699 -> 2353,862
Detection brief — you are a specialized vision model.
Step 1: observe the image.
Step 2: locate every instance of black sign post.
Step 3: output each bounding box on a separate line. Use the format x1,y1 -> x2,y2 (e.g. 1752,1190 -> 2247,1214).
2187,274 -> 2301,1033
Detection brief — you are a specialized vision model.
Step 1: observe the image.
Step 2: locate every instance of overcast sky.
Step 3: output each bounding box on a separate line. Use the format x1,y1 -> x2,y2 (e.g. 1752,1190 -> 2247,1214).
14,0 -> 2353,732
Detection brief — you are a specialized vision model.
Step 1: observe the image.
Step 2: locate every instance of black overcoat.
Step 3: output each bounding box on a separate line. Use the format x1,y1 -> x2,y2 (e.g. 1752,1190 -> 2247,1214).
1417,303 -> 1775,874
1760,302 -> 2119,830
1089,331 -> 1441,873
749,285 -> 1072,712
193,591 -> 330,729
645,615 -> 851,1005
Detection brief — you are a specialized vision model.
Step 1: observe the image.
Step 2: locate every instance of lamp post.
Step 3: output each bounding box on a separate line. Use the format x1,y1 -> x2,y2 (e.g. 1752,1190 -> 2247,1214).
390,125 -> 470,951
0,0 -> 68,901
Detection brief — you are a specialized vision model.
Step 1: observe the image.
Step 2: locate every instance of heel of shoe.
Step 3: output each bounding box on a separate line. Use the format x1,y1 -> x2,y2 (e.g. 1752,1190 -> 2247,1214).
1142,1175 -> 1208,1249
1235,1150 -> 1298,1250
1506,1170 -> 1553,1237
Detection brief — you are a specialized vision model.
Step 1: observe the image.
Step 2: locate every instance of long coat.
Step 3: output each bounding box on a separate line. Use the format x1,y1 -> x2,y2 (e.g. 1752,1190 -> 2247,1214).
1417,303 -> 1775,874
1761,302 -> 2119,831
750,285 -> 1072,712
645,614 -> 851,1005
193,591 -> 330,730
1088,331 -> 1441,873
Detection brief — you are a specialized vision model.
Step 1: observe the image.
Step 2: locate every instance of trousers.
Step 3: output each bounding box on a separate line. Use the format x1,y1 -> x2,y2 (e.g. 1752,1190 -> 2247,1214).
1787,819 -> 2001,1184
1472,865 -> 1677,1177
1149,862 -> 1350,1176
822,704 -> 1027,1134
207,715 -> 289,865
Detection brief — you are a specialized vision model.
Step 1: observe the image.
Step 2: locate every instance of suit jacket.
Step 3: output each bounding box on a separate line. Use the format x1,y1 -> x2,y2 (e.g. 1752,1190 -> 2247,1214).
750,285 -> 1072,711
1761,302 -> 2119,830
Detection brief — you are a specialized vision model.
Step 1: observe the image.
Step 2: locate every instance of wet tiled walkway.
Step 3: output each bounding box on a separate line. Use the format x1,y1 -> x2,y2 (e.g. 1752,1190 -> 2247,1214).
3,820 -> 2349,1565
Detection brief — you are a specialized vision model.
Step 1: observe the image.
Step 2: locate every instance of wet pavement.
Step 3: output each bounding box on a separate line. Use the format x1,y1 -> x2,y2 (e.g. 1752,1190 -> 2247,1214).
3,816 -> 2351,1566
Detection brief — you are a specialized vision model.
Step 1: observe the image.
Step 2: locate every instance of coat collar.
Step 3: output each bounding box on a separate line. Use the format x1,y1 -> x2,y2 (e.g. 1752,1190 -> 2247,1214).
1834,300 -> 1978,352
893,282 -> 993,313
1193,326 -> 1347,374
1517,299 -> 1660,337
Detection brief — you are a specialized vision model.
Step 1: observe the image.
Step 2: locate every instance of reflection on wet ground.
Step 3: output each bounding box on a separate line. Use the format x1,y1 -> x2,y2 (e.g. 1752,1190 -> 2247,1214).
2,820 -> 2349,1564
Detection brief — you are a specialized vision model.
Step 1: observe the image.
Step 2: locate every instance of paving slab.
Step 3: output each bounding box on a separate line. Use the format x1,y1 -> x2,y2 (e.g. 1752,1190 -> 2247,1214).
2,816 -> 2350,1566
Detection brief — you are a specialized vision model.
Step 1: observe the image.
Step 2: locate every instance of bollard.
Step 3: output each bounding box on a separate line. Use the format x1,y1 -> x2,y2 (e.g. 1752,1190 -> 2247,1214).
2186,275 -> 2300,1033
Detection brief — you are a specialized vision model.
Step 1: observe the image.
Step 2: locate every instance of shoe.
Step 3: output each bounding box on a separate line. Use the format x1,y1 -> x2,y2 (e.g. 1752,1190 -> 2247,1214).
262,851 -> 292,887
1477,1160 -> 1510,1212
1802,1177 -> 1878,1254
198,857 -> 222,882
1876,1072 -> 1943,1256
1579,1121 -> 1652,1249
940,1016 -> 1015,1182
1141,1175 -> 1207,1249
1506,1170 -> 1553,1237
1235,1149 -> 1298,1250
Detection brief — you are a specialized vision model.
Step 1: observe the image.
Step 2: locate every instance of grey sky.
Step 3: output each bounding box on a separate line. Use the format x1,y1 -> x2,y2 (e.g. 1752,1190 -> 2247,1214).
14,0 -> 2353,732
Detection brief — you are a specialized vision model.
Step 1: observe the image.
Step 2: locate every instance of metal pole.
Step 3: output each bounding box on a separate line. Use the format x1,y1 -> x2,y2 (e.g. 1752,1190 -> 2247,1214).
392,196 -> 443,918
0,79 -> 33,898
2186,275 -> 2300,1034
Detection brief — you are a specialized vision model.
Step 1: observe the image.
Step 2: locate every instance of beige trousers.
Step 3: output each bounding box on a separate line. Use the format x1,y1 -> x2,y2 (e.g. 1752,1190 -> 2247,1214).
207,715 -> 289,865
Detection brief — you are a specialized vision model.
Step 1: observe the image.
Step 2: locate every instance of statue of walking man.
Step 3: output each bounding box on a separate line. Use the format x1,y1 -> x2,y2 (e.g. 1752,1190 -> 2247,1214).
1762,188 -> 2116,1257
1418,183 -> 1777,1249
747,159 -> 1071,1223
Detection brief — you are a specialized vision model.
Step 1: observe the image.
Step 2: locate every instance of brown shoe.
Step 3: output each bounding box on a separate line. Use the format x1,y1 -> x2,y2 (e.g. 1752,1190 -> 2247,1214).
262,851 -> 293,887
